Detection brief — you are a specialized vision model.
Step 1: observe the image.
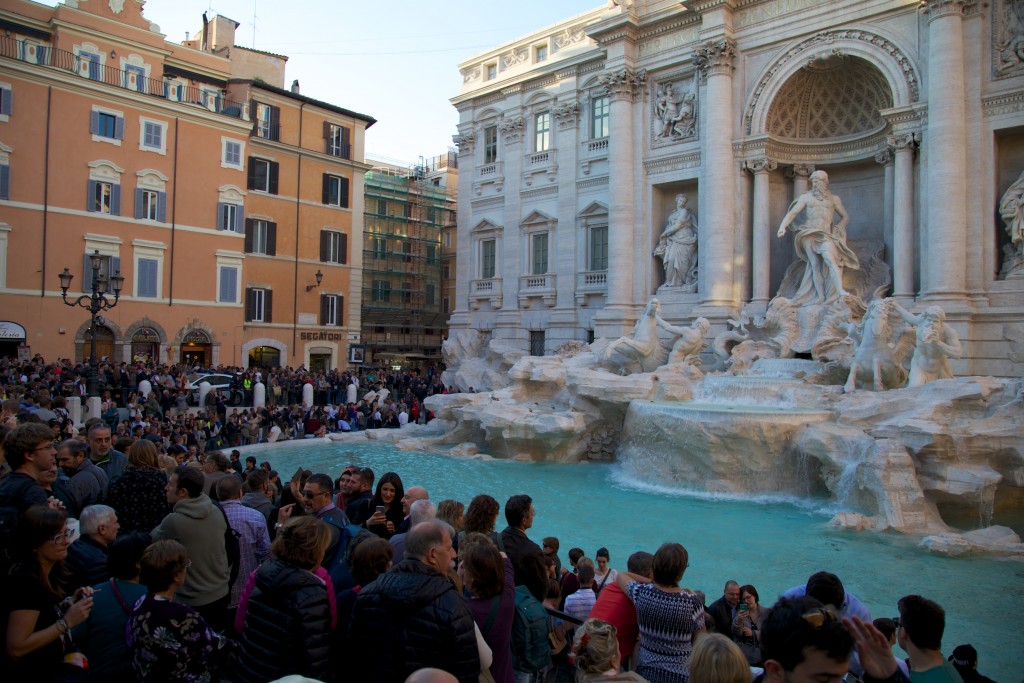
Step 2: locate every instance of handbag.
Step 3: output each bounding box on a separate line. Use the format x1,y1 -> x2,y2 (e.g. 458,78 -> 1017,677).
548,615 -> 568,655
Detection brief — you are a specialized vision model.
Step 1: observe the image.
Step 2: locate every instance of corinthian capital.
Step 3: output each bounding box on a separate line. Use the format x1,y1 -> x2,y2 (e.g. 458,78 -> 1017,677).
922,0 -> 974,18
599,68 -> 647,102
745,157 -> 777,174
693,39 -> 737,80
887,132 -> 919,151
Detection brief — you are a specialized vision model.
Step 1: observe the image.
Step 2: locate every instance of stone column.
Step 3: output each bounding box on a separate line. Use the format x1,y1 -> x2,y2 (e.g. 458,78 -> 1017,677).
923,0 -> 970,299
790,164 -> 814,201
875,145 -> 894,251
889,133 -> 918,300
746,157 -> 777,308
693,39 -> 737,310
598,68 -> 645,313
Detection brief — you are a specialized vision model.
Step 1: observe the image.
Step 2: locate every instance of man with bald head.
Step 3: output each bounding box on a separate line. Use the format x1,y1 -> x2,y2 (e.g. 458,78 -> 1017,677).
395,485 -> 429,534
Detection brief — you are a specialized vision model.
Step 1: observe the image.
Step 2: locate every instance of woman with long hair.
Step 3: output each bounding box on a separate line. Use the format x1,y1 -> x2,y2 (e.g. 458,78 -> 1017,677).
235,516 -> 335,683
459,493 -> 505,551
459,533 -> 515,683
106,439 -> 171,535
2,507 -> 94,682
365,471 -> 404,538
731,584 -> 768,666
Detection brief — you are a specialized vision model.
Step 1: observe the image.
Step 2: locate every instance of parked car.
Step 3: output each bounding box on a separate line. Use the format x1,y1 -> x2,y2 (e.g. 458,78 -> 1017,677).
185,372 -> 244,406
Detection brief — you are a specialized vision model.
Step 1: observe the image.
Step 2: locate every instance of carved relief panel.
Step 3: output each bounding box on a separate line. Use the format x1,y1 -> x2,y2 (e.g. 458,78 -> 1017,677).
650,73 -> 699,148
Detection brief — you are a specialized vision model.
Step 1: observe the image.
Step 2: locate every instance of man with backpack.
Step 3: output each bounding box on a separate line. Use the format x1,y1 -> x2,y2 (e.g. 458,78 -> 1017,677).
0,423 -> 56,569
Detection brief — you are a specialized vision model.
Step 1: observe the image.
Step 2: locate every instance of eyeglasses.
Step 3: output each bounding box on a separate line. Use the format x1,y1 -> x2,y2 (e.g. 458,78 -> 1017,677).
50,528 -> 74,544
302,489 -> 326,499
34,443 -> 56,453
801,606 -> 840,629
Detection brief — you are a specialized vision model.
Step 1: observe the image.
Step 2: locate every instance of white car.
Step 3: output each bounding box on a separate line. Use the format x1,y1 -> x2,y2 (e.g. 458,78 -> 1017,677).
185,373 -> 244,406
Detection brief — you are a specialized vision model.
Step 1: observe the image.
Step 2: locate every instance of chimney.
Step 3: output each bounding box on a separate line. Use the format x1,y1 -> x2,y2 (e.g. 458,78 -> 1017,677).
291,79 -> 300,94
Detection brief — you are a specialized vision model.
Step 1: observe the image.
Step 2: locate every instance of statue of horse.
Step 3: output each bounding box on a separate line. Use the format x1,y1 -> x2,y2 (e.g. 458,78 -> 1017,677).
603,298 -> 669,373
842,297 -> 915,392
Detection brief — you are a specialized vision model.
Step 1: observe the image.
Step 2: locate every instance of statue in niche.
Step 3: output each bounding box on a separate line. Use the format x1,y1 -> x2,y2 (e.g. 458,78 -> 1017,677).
998,168 -> 1024,276
655,193 -> 698,291
842,297 -> 915,392
776,170 -> 859,305
891,302 -> 962,387
654,83 -> 696,140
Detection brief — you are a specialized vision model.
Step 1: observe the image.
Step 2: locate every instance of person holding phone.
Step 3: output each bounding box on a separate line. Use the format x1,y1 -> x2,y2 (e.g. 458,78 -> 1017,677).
731,584 -> 767,666
366,471 -> 405,538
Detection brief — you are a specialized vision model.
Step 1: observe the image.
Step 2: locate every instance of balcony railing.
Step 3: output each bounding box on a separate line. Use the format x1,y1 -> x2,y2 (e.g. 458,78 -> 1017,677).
519,273 -> 556,307
0,35 -> 248,120
477,161 -> 502,178
576,270 -> 607,290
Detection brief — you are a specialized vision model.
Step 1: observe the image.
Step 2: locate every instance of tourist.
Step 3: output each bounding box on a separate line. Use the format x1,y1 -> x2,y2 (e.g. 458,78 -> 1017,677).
948,644 -> 997,683
460,493 -> 505,551
127,539 -> 235,681
542,535 -> 562,574
345,466 -> 375,525
873,618 -> 911,676
781,571 -> 871,621
616,542 -> 706,683
436,498 -> 465,537
0,422 -> 56,514
688,633 -> 749,683
2,507 -> 93,682
336,533 -> 393,652
217,475 -> 271,630
86,422 -> 127,484
239,468 -> 274,523
706,580 -> 740,635
895,594 -> 962,682
200,450 -> 233,499
106,438 -> 171,535
367,470 -> 406,537
594,546 -> 617,594
234,516 -> 334,683
391,498 -> 437,562
565,557 -> 598,626
559,546 -> 585,609
732,584 -> 768,666
397,485 -> 430,533
590,550 -> 654,670
55,438 -> 107,513
571,618 -> 647,682
501,493 -> 543,589
460,532 -> 516,683
64,503 -> 119,590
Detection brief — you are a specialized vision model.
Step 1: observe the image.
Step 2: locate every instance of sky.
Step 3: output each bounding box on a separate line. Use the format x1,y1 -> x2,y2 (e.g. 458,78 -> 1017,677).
42,0 -> 604,164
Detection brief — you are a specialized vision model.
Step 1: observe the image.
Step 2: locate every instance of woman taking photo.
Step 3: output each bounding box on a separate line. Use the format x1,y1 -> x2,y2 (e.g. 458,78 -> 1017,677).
365,471 -> 404,538
235,516 -> 335,683
3,507 -> 94,682
731,584 -> 768,666
617,543 -> 705,683
106,439 -> 171,535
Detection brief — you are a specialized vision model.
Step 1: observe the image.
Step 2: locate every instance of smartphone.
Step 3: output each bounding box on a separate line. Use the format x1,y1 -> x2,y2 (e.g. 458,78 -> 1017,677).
375,505 -> 385,514
739,604 -> 748,613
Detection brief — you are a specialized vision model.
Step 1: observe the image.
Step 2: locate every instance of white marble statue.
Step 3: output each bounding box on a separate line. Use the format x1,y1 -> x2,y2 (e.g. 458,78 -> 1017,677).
998,168 -> 1024,275
655,194 -> 698,290
603,298 -> 706,372
777,170 -> 859,305
842,297 -> 915,392
654,83 -> 696,139
662,316 -> 710,365
892,302 -> 962,387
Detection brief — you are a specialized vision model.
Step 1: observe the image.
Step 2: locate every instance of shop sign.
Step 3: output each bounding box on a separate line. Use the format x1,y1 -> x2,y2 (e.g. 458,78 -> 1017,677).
300,331 -> 341,341
0,321 -> 27,340
132,327 -> 160,343
17,343 -> 30,361
183,329 -> 212,344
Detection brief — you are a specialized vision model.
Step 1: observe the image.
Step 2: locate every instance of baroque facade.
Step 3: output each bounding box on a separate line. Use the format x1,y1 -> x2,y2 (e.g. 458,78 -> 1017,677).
450,0 -> 1024,377
0,1 -> 374,371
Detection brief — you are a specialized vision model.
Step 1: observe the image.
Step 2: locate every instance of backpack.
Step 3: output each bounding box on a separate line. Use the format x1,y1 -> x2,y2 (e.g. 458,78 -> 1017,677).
215,502 -> 241,586
321,516 -> 367,591
511,584 -> 552,673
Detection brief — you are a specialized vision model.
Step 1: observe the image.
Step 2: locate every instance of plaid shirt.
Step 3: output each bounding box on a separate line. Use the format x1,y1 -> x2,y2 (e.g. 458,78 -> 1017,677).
221,499 -> 271,608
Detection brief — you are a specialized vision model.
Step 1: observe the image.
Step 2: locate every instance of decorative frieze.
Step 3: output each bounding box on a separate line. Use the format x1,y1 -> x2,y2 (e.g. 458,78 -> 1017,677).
693,39 -> 737,81
600,68 -> 647,102
643,151 -> 702,175
921,0 -> 974,19
554,25 -> 588,50
503,48 -> 528,69
982,90 -> 1024,117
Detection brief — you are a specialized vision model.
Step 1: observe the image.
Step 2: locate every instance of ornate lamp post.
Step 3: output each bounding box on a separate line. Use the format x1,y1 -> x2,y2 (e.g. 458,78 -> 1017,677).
59,250 -> 124,397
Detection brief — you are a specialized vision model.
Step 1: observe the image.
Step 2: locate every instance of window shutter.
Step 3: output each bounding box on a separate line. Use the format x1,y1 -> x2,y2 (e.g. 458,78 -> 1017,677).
82,253 -> 92,285
340,177 -> 349,208
338,295 -> 344,326
111,257 -> 121,281
320,231 -> 329,261
340,232 -> 348,264
110,184 -> 121,215
268,162 -> 279,195
267,222 -> 277,256
221,267 -> 237,303
0,88 -> 11,116
134,188 -> 144,219
245,288 -> 254,321
342,126 -> 350,146
87,180 -> 97,211
322,174 -> 330,204
323,121 -> 331,139
157,192 -> 167,223
0,164 -> 9,200
264,289 -> 273,323
114,116 -> 124,140
234,206 -> 244,233
216,202 -> 226,230
89,110 -> 99,135
269,106 -> 280,139
244,218 -> 254,252
138,258 -> 157,297
320,294 -> 328,325
246,157 -> 256,190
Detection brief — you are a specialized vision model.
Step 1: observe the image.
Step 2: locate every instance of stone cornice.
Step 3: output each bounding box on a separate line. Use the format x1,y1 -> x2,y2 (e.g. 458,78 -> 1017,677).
521,185 -> 559,201
586,13 -> 641,47
469,196 -> 504,210
921,0 -> 976,19
734,129 -> 892,164
576,176 -> 609,190
982,90 -> 1024,117
644,151 -> 703,175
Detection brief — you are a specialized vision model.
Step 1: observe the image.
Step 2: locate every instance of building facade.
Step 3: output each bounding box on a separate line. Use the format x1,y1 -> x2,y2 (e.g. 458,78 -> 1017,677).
361,152 -> 457,368
0,1 -> 373,371
450,0 -> 1024,377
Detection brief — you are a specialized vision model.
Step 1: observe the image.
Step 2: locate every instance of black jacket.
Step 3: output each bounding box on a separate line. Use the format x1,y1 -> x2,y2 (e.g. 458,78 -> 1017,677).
346,490 -> 373,526
65,535 -> 109,591
707,596 -> 735,635
235,558 -> 333,683
350,558 -> 480,683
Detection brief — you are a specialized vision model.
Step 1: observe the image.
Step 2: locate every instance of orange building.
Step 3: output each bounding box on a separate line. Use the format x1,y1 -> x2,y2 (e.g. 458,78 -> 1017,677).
0,1 -> 373,371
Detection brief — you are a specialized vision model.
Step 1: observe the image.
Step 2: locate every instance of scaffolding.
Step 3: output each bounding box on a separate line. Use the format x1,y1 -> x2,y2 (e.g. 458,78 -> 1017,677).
362,154 -> 456,366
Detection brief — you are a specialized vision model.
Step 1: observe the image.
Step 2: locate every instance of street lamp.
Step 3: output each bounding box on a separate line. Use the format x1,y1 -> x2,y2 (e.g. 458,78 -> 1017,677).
305,268 -> 324,292
59,250 -> 124,397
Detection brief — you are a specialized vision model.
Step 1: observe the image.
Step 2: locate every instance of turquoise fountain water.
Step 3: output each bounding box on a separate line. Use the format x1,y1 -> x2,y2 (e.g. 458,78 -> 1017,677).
256,439 -> 1021,680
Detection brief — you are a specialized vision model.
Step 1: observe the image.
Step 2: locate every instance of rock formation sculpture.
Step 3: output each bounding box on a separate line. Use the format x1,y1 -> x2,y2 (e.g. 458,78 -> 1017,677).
655,193 -> 698,290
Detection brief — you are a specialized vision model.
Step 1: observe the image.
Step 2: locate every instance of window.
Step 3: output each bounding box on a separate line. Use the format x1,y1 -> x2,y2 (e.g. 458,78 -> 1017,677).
222,139 -> 243,169
481,239 -> 496,279
403,203 -> 413,219
403,281 -> 412,303
248,157 -> 279,194
321,294 -> 342,326
377,199 -> 387,216
535,45 -> 548,62
371,280 -> 391,302
530,331 -> 545,356
373,237 -> 387,260
88,180 -> 120,215
442,264 -> 450,280
426,245 -> 438,265
444,230 -> 452,248
323,174 -> 349,208
442,297 -> 450,314
483,125 -> 498,164
81,252 -> 120,287
486,63 -> 497,80
592,95 -> 610,139
137,257 -> 158,298
90,110 -> 124,142
245,219 -> 277,255
0,163 -> 9,200
325,123 -> 350,158
531,233 -> 548,275
590,225 -> 609,271
320,230 -> 347,264
217,202 -> 243,232
403,240 -> 413,263
254,102 -> 279,141
534,112 -> 551,152
425,284 -> 436,306
0,84 -> 12,121
245,287 -> 272,322
218,266 -> 238,303
140,119 -> 165,153
134,189 -> 165,221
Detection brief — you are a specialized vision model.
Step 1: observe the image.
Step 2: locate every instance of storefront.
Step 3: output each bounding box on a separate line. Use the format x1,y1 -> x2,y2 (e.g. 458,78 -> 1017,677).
248,345 -> 281,368
130,327 -> 161,364
0,321 -> 27,359
85,324 -> 115,362
180,329 -> 212,367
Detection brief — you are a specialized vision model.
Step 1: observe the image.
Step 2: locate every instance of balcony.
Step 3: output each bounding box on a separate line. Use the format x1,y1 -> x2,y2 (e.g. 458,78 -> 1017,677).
469,277 -> 502,310
575,270 -> 607,306
0,35 -> 247,120
579,138 -> 609,176
473,160 -> 504,196
522,148 -> 557,187
518,273 -> 557,308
